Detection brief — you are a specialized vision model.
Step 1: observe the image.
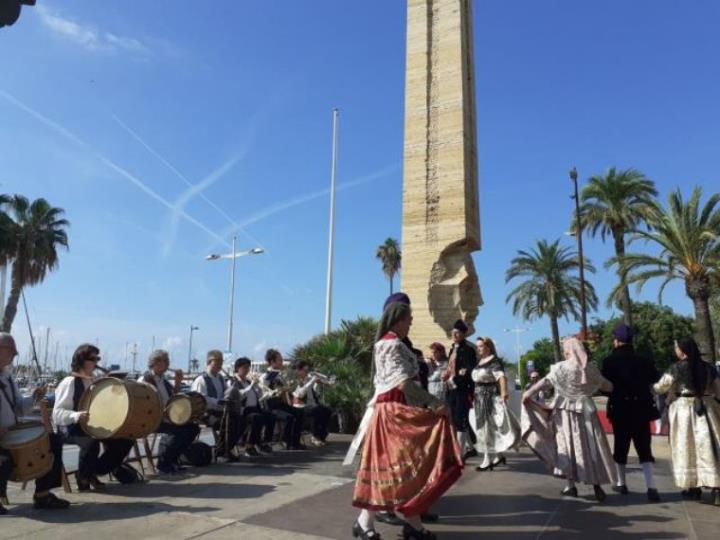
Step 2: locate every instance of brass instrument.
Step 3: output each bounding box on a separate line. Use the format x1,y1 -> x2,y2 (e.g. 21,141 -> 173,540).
257,369 -> 298,403
310,371 -> 337,385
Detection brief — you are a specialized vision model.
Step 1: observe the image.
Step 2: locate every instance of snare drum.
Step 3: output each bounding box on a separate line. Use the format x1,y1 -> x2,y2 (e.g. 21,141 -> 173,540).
79,377 -> 163,439
164,392 -> 207,426
0,422 -> 53,482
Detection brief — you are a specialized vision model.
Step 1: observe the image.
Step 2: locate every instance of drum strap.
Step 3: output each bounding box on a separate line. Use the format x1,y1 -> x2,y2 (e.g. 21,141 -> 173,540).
0,377 -> 19,424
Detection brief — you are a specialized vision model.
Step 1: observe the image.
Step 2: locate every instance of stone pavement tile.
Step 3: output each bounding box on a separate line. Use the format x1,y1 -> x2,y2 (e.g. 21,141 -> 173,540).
192,522 -> 336,540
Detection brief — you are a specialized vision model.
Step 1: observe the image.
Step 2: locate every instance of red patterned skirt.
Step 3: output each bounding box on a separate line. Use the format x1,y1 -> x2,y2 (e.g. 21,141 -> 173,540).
352,388 -> 463,516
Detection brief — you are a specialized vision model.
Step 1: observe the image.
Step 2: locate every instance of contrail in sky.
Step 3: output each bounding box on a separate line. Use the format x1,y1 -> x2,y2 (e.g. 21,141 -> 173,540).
0,90 -> 230,248
112,114 -> 266,252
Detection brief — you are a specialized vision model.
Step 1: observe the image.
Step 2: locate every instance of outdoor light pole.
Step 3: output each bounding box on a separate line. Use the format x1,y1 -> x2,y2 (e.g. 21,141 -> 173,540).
188,325 -> 199,373
504,326 -> 529,364
569,167 -> 588,339
324,108 -> 339,335
206,241 -> 264,354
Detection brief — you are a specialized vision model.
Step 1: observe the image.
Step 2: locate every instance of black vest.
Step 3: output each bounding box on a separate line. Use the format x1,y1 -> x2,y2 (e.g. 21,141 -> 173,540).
67,376 -> 87,436
202,373 -> 225,399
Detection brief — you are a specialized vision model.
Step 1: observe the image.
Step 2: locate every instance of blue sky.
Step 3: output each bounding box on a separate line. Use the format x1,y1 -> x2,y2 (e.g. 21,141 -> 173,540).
2,1 -> 719,371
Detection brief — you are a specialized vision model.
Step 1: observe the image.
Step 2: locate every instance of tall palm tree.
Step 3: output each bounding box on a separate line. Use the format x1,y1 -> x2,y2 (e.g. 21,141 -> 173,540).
579,167 -> 658,326
0,195 -> 70,332
611,187 -> 720,363
375,238 -> 401,295
506,239 -> 598,362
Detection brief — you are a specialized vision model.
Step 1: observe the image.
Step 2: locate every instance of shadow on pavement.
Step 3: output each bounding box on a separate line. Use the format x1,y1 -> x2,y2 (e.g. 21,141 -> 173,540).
96,482 -> 275,499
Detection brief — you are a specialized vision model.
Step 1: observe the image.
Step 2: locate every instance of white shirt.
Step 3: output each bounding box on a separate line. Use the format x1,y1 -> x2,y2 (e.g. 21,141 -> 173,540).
52,375 -> 92,429
191,372 -> 225,410
0,370 -> 33,430
227,376 -> 260,409
293,378 -> 319,408
152,374 -> 171,406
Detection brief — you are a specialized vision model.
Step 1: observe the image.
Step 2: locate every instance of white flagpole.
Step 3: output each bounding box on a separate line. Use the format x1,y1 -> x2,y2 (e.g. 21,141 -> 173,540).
324,108 -> 339,335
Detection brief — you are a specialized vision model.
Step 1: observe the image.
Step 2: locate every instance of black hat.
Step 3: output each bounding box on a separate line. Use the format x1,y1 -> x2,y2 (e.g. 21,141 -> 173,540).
453,319 -> 468,333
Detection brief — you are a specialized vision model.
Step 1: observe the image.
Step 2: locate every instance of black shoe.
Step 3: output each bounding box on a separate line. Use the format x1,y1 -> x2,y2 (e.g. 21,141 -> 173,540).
75,474 -> 92,492
259,444 -> 273,454
156,463 -> 176,475
0,504 -> 7,516
593,485 -> 606,502
402,523 -> 436,540
712,488 -> 720,506
681,488 -> 701,500
89,476 -> 106,489
244,447 -> 261,458
33,493 -> 70,510
561,486 -> 578,497
491,456 -> 507,467
647,488 -> 661,502
475,462 -> 495,472
612,484 -> 629,495
224,454 -> 241,463
376,511 -> 405,526
352,520 -> 382,539
420,512 -> 439,523
463,449 -> 478,461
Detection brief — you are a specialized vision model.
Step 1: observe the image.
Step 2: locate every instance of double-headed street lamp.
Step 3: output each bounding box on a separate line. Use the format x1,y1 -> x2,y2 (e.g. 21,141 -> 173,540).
569,167 -> 588,340
206,236 -> 264,354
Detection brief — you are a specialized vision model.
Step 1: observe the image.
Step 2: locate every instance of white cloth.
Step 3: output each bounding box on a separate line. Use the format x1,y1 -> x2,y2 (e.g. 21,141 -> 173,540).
153,374 -> 171,406
0,370 -> 33,429
227,376 -> 260,409
191,373 -> 225,410
52,376 -> 90,428
293,378 -> 319,407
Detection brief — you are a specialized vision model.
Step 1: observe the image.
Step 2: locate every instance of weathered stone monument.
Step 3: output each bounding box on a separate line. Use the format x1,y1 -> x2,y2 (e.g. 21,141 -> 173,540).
401,0 -> 482,347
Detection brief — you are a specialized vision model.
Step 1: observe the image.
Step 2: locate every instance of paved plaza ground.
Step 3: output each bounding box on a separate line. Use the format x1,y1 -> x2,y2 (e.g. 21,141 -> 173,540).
1,433 -> 717,539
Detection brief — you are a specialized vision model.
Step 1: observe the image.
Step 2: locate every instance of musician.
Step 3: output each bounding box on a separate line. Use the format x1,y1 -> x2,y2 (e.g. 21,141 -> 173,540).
191,350 -> 227,424
225,357 -> 276,457
142,350 -> 199,474
0,333 -> 69,514
262,349 -> 305,450
292,361 -> 332,446
53,344 -> 135,490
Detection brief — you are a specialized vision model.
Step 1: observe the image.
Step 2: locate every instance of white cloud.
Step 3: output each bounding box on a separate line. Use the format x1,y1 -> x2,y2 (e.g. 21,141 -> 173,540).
162,336 -> 183,351
35,5 -> 150,56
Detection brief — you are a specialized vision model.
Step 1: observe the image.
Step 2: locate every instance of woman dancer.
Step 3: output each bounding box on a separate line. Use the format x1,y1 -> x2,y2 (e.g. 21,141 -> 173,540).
427,342 -> 449,402
470,337 -> 520,471
348,299 -> 463,540
654,338 -> 720,505
522,336 -> 616,501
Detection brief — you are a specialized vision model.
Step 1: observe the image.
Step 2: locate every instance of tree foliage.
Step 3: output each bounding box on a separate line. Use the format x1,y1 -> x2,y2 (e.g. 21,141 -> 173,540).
375,238 -> 401,295
518,338 -> 555,388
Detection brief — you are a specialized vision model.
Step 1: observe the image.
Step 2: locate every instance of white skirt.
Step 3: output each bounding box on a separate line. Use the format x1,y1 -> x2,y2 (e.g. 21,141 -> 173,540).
469,396 -> 521,454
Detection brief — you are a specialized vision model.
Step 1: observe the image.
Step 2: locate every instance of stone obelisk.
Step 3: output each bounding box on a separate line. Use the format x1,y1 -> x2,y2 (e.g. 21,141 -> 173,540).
401,0 -> 482,348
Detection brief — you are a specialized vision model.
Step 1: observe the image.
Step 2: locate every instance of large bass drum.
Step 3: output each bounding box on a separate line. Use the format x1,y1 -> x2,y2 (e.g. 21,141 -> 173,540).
79,377 -> 163,439
0,421 -> 53,482
165,392 -> 206,426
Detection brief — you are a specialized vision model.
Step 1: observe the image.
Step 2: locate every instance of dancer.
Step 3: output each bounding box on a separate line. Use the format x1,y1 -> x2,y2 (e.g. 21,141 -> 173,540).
522,336 -> 617,501
600,323 -> 661,501
427,342 -> 449,402
654,338 -> 720,506
348,298 -> 462,540
443,320 -> 477,459
470,337 -> 520,472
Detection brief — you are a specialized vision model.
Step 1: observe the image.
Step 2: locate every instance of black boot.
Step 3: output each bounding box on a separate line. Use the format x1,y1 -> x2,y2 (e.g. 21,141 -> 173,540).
352,521 -> 382,539
33,493 -> 70,510
402,523 -> 436,540
593,485 -> 606,502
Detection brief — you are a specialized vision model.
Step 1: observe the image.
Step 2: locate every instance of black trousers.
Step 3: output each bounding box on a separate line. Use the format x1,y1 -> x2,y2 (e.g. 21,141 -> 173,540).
242,407 -> 276,446
0,432 -> 63,496
268,400 -> 304,446
156,422 -> 200,467
611,414 -> 654,464
60,433 -> 134,480
447,389 -> 471,432
304,404 -> 331,441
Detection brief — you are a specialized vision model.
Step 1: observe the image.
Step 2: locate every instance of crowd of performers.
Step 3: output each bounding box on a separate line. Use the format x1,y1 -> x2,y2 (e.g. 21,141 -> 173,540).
346,293 -> 720,540
0,332 -> 334,515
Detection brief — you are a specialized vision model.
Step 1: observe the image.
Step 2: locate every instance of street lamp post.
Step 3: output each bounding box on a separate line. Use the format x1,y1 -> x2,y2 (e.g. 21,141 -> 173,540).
206,241 -> 264,354
569,167 -> 588,340
188,325 -> 199,373
504,326 -> 529,365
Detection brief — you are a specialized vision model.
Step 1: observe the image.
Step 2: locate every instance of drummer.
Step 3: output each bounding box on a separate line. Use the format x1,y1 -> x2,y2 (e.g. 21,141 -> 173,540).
142,350 -> 199,474
53,344 -> 135,490
191,350 -> 227,426
0,333 -> 69,514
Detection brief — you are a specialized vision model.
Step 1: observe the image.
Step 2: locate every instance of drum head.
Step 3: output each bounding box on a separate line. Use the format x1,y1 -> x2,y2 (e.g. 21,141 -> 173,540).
167,395 -> 192,425
84,379 -> 129,438
0,423 -> 46,448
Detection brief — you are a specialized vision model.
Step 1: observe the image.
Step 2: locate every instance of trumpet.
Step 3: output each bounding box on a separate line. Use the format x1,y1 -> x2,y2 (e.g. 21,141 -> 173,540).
310,371 -> 337,385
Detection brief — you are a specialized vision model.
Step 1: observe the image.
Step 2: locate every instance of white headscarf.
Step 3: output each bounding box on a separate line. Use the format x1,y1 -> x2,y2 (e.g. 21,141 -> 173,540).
562,336 -> 589,384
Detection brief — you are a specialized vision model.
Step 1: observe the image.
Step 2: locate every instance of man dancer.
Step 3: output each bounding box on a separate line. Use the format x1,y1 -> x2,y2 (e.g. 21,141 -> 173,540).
0,333 -> 69,514
443,320 -> 477,459
601,323 -> 661,502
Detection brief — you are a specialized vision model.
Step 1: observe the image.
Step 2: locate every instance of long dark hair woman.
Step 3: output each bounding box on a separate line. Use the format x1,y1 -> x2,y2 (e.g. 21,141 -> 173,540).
654,337 -> 720,506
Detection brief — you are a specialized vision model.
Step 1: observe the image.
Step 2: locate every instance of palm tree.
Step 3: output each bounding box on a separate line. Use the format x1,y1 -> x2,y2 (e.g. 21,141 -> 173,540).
506,239 -> 598,362
611,187 -> 720,363
375,238 -> 401,295
0,195 -> 70,332
579,167 -> 658,326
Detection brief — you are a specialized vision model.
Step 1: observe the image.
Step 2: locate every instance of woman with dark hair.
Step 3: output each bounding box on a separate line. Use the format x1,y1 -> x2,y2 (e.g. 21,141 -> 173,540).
654,338 -> 720,505
346,298 -> 462,540
53,344 -> 135,489
470,337 -> 520,471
